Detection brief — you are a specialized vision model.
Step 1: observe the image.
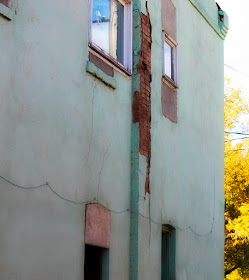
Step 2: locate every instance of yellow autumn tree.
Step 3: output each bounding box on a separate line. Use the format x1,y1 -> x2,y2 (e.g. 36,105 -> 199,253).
225,78 -> 249,279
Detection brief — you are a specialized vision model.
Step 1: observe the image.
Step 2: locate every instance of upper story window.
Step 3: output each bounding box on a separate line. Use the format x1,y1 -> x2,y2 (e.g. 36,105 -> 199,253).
161,0 -> 178,123
163,34 -> 177,87
88,0 -> 132,73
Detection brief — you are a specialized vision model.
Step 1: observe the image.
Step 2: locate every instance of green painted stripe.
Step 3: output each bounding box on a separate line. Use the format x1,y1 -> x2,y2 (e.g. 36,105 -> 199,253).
130,1 -> 141,280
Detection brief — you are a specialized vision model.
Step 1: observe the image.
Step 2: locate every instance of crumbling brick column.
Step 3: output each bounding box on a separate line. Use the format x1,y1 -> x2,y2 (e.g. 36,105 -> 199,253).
132,7 -> 152,193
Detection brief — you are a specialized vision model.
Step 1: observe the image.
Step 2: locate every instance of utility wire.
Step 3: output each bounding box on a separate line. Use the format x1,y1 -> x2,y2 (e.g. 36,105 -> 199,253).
138,177 -> 216,238
0,175 -> 129,214
224,64 -> 249,79
0,175 -> 216,237
225,131 -> 249,136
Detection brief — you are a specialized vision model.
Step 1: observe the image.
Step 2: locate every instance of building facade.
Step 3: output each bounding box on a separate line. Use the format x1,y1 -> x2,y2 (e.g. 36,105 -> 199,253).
0,0 -> 228,279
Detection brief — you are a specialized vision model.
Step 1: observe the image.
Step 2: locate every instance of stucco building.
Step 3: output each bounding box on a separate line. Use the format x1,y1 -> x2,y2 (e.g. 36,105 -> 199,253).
0,0 -> 228,279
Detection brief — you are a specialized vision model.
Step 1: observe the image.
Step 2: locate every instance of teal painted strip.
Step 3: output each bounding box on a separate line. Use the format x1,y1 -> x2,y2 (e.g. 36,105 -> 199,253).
130,1 -> 141,280
86,61 -> 117,89
188,0 -> 227,40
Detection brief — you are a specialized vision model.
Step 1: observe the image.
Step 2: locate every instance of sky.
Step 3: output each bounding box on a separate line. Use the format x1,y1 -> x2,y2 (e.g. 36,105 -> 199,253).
218,0 -> 249,94
93,0 -> 110,21
218,0 -> 249,137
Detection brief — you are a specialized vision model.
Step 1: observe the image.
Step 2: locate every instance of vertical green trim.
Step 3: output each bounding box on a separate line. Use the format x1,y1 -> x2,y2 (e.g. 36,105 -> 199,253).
130,1 -> 141,280
130,124 -> 139,280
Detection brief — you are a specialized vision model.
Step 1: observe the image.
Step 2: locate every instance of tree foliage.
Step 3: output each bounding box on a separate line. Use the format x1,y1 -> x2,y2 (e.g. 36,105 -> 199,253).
225,78 -> 249,279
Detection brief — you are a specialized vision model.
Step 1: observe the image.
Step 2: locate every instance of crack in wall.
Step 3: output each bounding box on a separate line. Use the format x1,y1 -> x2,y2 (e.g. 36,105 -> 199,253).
97,146 -> 109,201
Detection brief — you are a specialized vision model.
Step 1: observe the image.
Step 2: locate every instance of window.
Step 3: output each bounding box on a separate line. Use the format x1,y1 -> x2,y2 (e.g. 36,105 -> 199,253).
161,225 -> 176,280
161,0 -> 178,123
163,34 -> 177,86
84,204 -> 111,280
84,245 -> 109,280
88,0 -> 132,72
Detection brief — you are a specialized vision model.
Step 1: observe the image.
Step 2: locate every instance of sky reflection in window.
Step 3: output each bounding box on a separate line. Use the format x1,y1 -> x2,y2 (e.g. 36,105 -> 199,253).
92,0 -> 124,64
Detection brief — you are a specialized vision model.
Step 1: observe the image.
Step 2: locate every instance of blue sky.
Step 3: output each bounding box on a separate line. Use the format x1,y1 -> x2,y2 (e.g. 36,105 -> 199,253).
92,0 -> 110,21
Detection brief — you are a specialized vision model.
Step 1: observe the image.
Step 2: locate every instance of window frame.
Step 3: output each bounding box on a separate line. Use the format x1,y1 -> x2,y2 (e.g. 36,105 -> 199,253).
88,0 -> 132,73
162,33 -> 178,88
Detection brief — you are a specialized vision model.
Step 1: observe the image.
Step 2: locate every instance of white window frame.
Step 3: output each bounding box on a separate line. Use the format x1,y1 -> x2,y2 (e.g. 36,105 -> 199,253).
162,33 -> 178,87
88,0 -> 132,73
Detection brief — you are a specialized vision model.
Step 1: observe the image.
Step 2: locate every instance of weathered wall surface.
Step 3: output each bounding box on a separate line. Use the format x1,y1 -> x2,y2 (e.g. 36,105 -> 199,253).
138,0 -> 225,279
0,0 -> 131,279
0,0 -> 225,279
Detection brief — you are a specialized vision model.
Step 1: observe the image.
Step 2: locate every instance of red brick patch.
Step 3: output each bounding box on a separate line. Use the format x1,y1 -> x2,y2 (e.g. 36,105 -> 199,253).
132,8 -> 152,193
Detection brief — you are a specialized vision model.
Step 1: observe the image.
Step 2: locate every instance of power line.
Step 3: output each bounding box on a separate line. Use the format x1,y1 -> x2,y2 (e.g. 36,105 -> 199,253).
225,131 -> 249,136
0,174 -> 216,237
0,175 -> 129,214
138,177 -> 217,238
224,64 -> 249,78
225,148 -> 249,153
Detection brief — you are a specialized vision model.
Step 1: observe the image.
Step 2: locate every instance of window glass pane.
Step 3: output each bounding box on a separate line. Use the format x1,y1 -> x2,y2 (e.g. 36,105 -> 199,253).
92,0 -> 111,54
116,2 -> 124,64
164,41 -> 173,79
92,0 -> 124,64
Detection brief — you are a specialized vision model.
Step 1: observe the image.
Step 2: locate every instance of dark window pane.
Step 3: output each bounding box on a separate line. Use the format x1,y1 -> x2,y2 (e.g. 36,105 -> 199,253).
162,231 -> 170,280
116,2 -> 124,64
84,245 -> 102,280
161,226 -> 176,280
84,245 -> 109,280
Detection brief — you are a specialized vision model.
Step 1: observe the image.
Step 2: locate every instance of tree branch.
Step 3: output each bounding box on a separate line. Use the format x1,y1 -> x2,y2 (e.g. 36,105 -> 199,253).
225,266 -> 238,276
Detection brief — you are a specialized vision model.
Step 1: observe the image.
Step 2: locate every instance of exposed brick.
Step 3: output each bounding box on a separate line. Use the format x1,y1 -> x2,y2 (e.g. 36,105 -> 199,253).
132,7 -> 152,193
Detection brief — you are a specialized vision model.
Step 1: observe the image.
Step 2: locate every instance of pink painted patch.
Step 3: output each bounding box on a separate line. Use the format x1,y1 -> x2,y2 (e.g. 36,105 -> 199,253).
0,0 -> 9,7
85,204 -> 111,249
